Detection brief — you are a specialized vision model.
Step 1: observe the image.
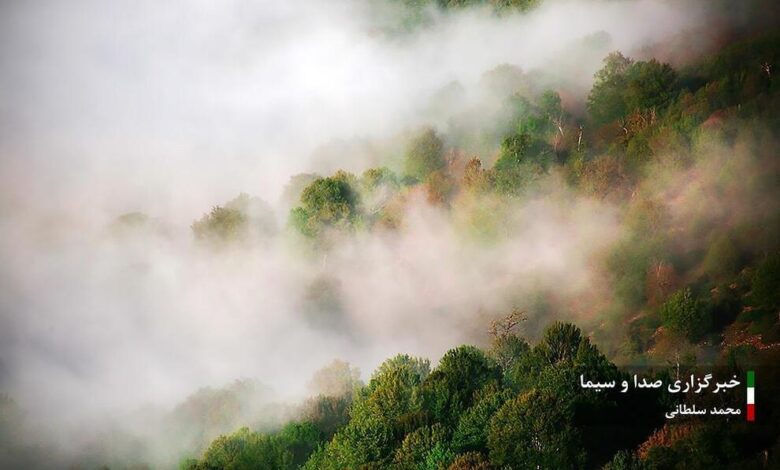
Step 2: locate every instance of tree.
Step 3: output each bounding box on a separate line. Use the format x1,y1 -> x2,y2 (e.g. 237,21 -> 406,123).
308,359 -> 361,398
359,355 -> 430,430
602,450 -> 647,470
623,59 -> 677,114
588,52 -> 634,126
494,133 -> 531,172
488,389 -> 586,468
290,172 -> 359,238
192,206 -> 248,243
300,394 -> 352,439
404,128 -> 445,182
588,52 -> 677,127
536,321 -> 585,365
393,423 -> 452,469
451,382 -> 511,453
306,412 -> 394,469
447,451 -> 494,469
489,334 -> 530,373
185,424 -> 321,470
751,252 -> 780,312
462,157 -> 491,193
659,288 -> 711,341
420,346 -> 501,425
192,193 -> 275,244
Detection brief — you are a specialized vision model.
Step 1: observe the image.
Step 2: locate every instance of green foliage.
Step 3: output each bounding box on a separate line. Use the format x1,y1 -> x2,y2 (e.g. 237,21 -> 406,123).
701,233 -> 742,281
359,354 -> 430,426
446,451 -> 494,469
536,321 -> 585,365
404,128 -> 445,182
189,30 -> 780,470
487,389 -> 586,468
588,52 -> 677,126
435,0 -> 540,13
309,412 -> 395,469
602,450 -> 646,470
193,194 -> 275,243
290,172 -> 360,238
588,52 -> 634,126
750,252 -> 780,312
451,383 -> 511,453
171,380 -> 273,455
659,288 -> 712,341
488,334 -> 530,373
361,167 -> 399,192
185,423 -> 322,470
420,346 -> 501,425
494,133 -> 531,171
623,60 -> 678,113
393,423 -> 452,469
300,394 -> 352,440
193,206 -> 248,243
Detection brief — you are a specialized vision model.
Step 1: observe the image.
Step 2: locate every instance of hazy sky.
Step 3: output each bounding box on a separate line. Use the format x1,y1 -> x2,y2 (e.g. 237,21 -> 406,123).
0,0 -> 711,222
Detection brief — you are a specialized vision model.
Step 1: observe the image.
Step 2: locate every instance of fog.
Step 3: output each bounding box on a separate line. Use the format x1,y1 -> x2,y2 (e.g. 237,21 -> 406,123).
0,0 -> 749,466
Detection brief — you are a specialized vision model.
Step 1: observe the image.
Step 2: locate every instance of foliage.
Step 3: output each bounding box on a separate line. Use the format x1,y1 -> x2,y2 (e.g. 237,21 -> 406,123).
659,288 -> 712,341
290,172 -> 360,238
193,194 -> 275,243
487,389 -> 586,468
193,206 -> 248,243
750,252 -> 780,312
420,346 -> 501,425
588,53 -> 677,127
404,127 -> 446,182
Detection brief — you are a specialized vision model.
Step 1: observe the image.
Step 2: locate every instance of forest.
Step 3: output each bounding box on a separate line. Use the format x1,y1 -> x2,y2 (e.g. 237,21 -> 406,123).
180,28 -> 780,469
0,0 -> 779,469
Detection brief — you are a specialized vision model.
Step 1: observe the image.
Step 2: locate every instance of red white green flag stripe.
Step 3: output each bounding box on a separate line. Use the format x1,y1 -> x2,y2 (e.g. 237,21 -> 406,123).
747,370 -> 755,422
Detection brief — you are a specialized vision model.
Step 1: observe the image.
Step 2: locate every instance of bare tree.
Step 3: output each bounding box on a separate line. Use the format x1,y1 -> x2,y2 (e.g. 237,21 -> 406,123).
488,308 -> 527,338
551,113 -> 566,152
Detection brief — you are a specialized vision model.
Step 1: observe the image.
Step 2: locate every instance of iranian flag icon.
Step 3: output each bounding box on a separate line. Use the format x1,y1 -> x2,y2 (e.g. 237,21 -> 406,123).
747,370 -> 755,422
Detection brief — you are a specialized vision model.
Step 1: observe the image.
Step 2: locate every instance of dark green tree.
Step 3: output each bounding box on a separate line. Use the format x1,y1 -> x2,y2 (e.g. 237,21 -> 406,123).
420,346 -> 501,425
488,389 -> 586,468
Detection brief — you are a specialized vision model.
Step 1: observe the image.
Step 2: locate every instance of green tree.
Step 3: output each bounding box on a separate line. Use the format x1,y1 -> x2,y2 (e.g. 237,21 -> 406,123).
451,382 -> 511,453
193,193 -> 275,243
290,171 -> 359,238
404,128 -> 445,182
420,346 -> 501,425
623,59 -> 677,114
588,52 -> 634,125
192,206 -> 248,243
751,252 -> 780,312
659,288 -> 711,341
488,389 -> 586,468
393,423 -> 453,470
588,52 -> 677,127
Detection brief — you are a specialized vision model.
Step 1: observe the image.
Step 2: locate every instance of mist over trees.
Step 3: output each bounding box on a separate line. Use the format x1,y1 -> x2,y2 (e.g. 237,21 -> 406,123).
1,0 -> 779,468
184,20 -> 780,467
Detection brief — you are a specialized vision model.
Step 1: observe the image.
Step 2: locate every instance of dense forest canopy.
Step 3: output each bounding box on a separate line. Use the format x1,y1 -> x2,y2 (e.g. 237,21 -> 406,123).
0,0 -> 779,468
